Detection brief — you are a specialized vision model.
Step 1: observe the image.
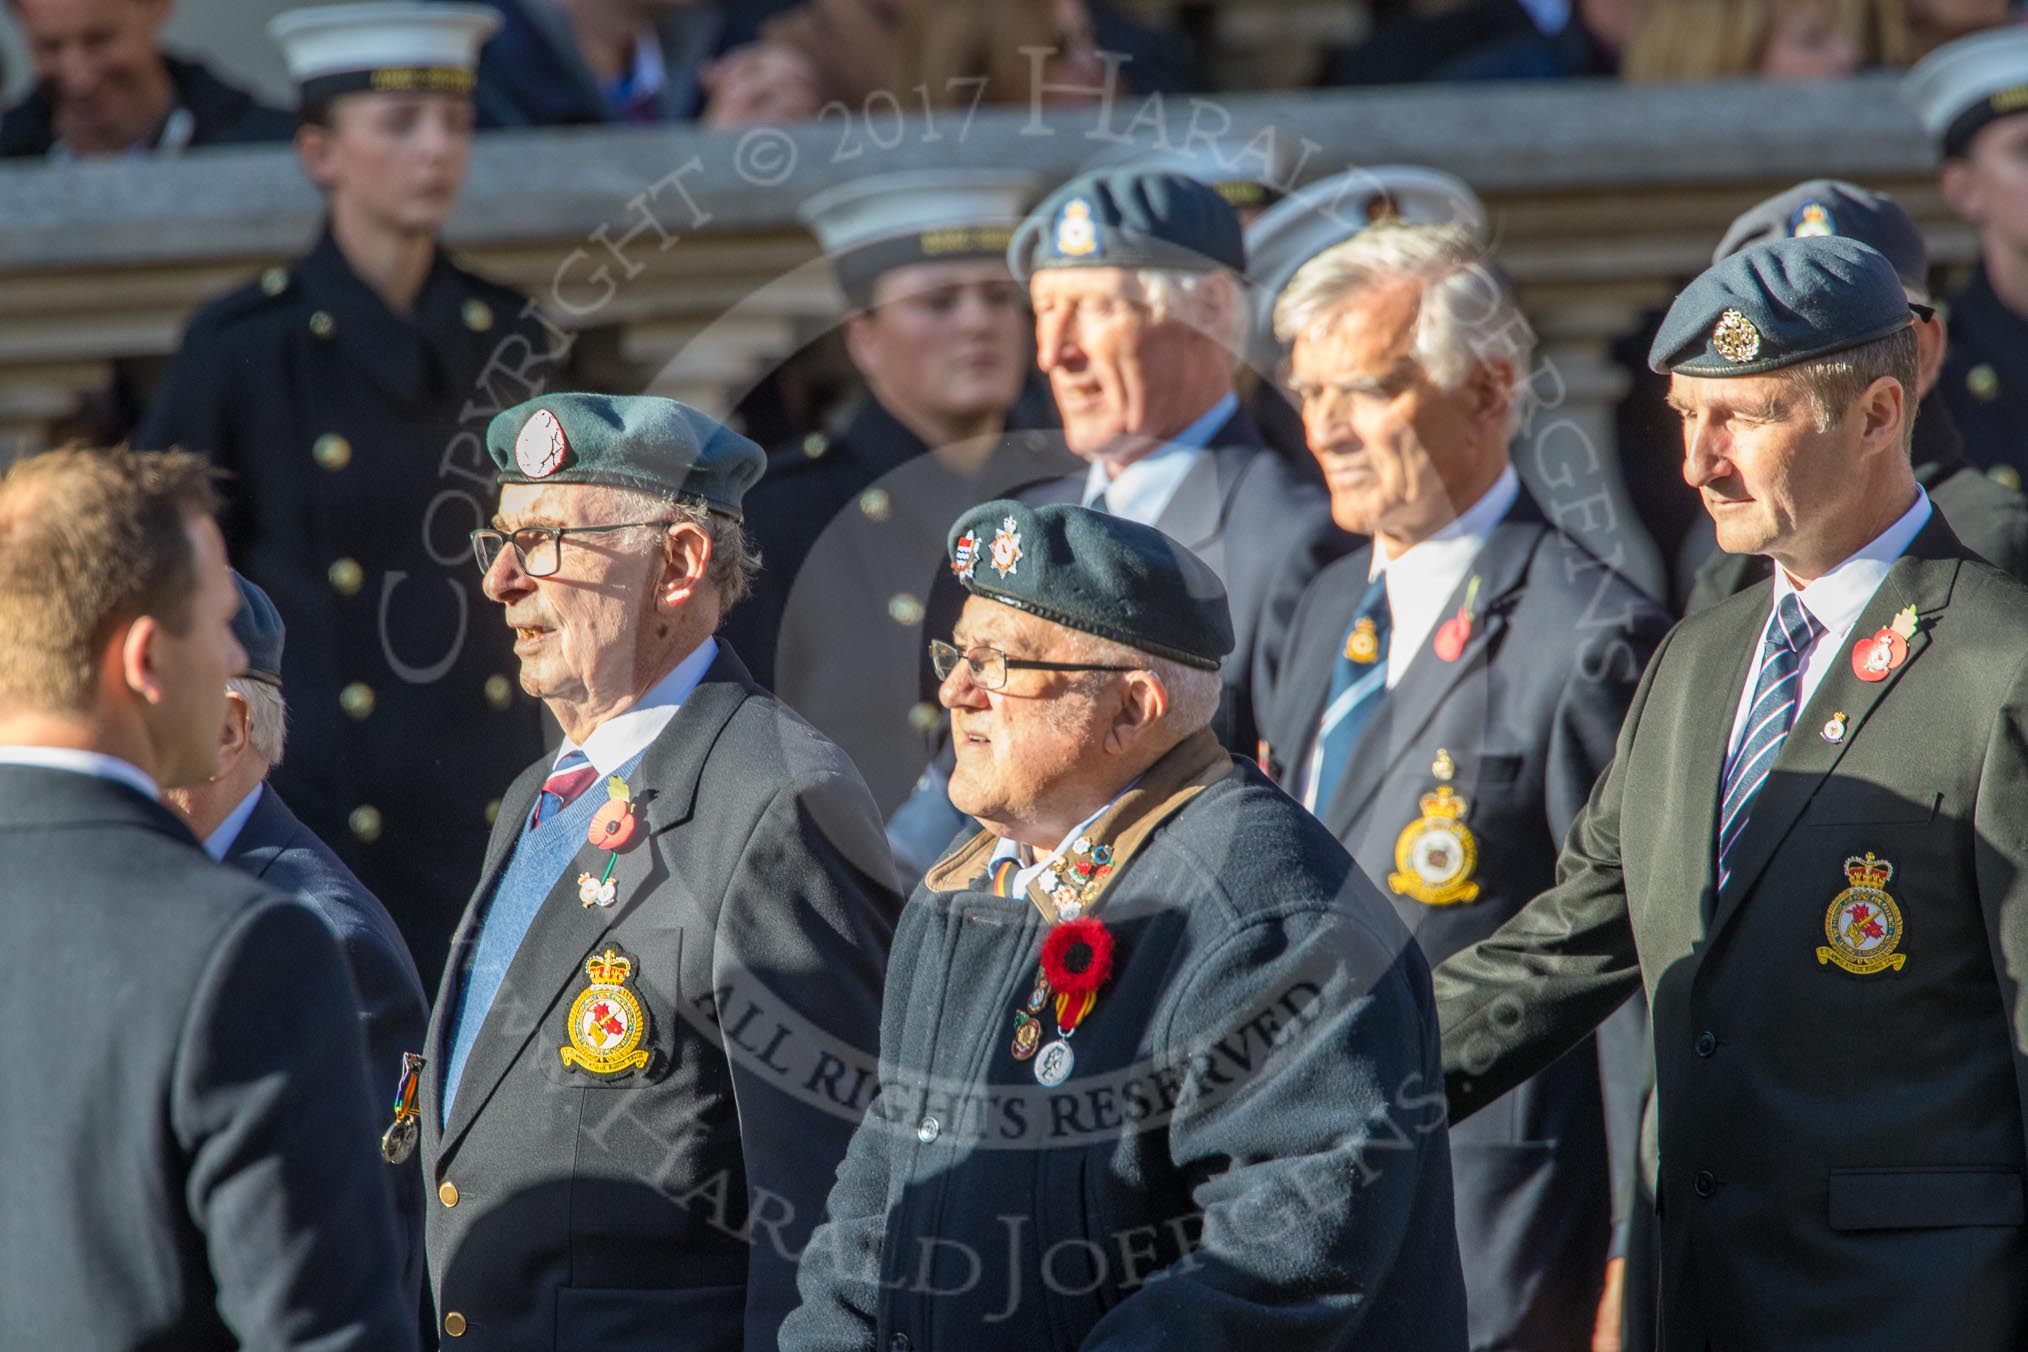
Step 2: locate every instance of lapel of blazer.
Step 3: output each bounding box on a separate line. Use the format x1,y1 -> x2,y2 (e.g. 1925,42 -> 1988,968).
432,650 -> 755,1159
1705,514 -> 1965,940
1320,502 -> 1549,839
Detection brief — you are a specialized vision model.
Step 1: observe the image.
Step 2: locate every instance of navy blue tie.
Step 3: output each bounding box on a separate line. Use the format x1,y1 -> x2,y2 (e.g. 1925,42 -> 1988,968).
1307,575 -> 1392,819
1716,592 -> 1822,891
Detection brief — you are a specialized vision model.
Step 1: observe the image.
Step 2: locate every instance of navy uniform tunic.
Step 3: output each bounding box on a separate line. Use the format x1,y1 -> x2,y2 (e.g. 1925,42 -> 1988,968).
137,227 -> 559,982
1939,264 -> 2028,490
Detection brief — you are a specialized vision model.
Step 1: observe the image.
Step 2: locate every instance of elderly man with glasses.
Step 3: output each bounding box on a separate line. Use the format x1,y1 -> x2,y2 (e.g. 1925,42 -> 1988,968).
784,499 -> 1467,1351
424,393 -> 901,1352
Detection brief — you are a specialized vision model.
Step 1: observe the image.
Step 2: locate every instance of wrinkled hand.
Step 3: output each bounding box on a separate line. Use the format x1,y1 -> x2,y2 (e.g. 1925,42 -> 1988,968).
1592,1256 -> 1625,1352
701,42 -> 821,128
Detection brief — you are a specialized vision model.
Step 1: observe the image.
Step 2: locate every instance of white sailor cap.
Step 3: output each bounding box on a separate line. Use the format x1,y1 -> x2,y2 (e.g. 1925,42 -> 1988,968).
269,3 -> 499,107
1904,27 -> 2028,158
1243,165 -> 1486,362
798,169 -> 1040,307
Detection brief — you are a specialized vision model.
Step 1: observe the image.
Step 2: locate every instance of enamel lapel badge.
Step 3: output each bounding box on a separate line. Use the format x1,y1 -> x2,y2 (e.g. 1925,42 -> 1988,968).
1817,853 -> 1908,975
1851,605 -> 1918,684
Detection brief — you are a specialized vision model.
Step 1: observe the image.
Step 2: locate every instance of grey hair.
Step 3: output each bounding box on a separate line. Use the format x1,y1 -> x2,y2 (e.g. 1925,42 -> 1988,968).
229,675 -> 287,766
1055,628 -> 1223,735
1272,219 -> 1536,439
1776,326 -> 1920,450
1136,267 -> 1249,364
593,485 -> 761,616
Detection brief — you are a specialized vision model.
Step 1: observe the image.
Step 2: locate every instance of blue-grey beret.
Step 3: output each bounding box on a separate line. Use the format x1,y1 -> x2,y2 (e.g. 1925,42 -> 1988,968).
947,500 -> 1233,671
1649,237 -> 1919,378
1715,180 -> 1929,299
487,393 -> 765,521
1008,169 -> 1245,286
230,570 -> 285,685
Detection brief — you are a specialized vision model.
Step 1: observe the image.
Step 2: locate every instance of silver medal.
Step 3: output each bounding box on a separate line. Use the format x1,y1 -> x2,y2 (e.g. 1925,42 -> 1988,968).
1032,1038 -> 1075,1087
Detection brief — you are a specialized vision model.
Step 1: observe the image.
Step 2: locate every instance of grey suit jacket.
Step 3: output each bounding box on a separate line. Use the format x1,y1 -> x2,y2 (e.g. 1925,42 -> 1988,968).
421,644 -> 901,1351
1436,512 -> 2028,1352
0,767 -> 415,1351
225,781 -> 429,1302
1264,494 -> 1669,1349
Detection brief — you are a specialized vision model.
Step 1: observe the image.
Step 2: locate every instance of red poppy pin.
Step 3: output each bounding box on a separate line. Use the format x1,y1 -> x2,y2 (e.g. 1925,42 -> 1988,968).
1433,575 -> 1482,663
1850,604 -> 1917,684
1040,917 -> 1114,1034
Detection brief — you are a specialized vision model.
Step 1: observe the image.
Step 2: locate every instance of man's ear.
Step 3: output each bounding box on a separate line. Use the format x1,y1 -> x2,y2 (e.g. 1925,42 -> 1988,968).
1104,668 -> 1169,755
1857,376 -> 1908,459
220,689 -> 251,757
120,616 -> 167,706
1470,358 -> 1516,435
655,522 -> 714,611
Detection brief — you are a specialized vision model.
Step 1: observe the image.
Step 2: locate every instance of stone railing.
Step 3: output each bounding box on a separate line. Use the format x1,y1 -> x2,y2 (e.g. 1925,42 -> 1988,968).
0,73 -> 1955,596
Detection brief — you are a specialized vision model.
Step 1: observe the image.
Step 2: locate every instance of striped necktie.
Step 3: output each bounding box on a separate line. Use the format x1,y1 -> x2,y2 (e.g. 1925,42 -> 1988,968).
529,749 -> 598,831
1716,592 -> 1822,891
1306,574 -> 1392,819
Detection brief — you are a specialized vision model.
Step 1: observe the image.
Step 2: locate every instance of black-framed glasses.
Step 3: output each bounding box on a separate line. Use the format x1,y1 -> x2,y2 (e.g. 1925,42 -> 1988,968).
929,639 -> 1140,692
470,521 -> 674,578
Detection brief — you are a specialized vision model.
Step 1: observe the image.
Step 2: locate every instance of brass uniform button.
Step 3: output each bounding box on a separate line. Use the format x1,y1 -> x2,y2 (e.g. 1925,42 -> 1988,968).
888,593 -> 923,626
484,798 -> 501,827
309,310 -> 336,339
443,1312 -> 466,1338
461,298 -> 494,332
1992,464 -> 2023,492
348,805 -> 383,843
907,701 -> 941,735
327,557 -> 363,596
859,488 -> 892,522
339,682 -> 376,720
259,266 -> 288,296
439,1180 -> 460,1207
312,434 -> 352,472
802,432 -> 828,460
484,673 -> 514,710
1969,363 -> 2001,401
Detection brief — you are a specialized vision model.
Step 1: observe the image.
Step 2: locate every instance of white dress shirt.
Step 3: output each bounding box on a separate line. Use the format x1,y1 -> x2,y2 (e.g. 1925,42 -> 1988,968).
203,783 -> 266,861
557,636 -> 719,777
0,746 -> 159,801
1370,465 -> 1520,689
1080,391 -> 1241,525
1723,489 -> 1932,763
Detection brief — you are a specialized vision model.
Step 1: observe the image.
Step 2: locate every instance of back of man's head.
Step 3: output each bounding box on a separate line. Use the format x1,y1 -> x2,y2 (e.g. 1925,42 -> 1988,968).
0,447 -> 219,714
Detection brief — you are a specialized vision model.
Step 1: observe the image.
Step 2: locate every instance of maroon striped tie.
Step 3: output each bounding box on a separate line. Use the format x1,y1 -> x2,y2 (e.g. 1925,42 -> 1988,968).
529,750 -> 599,830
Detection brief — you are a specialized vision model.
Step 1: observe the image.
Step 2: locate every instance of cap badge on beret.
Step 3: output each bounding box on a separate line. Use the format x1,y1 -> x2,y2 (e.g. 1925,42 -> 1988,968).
1054,199 -> 1100,259
951,531 -> 980,582
516,408 -> 570,479
990,515 -> 1025,578
1711,309 -> 1764,365
1790,201 -> 1836,238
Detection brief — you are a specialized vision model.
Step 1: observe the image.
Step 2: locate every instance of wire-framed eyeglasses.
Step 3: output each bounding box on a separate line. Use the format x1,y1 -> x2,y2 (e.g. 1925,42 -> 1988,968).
470,521 -> 674,578
929,639 -> 1140,692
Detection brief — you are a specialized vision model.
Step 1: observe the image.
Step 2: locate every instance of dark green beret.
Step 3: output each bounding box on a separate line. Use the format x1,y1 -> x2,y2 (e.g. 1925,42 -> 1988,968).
1649,237 -> 1919,378
230,570 -> 285,686
1008,169 -> 1245,286
946,499 -> 1233,672
487,393 -> 765,521
1715,180 -> 1929,299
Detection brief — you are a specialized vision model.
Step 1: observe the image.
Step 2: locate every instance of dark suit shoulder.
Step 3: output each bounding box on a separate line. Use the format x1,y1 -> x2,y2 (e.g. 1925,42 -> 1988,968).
1513,524 -> 1672,628
438,254 -> 537,313
177,272 -> 305,345
1930,465 -> 2028,581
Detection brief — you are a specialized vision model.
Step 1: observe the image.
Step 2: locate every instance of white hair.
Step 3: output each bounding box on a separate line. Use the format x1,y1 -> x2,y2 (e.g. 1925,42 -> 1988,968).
1273,220 -> 1536,439
1056,628 -> 1223,735
593,484 -> 760,614
230,676 -> 288,766
1136,267 -> 1249,365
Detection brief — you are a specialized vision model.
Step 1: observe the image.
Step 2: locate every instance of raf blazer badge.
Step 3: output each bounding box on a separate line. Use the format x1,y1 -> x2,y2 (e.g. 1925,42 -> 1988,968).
560,948 -> 655,1077
1390,782 -> 1482,906
1817,852 -> 1908,975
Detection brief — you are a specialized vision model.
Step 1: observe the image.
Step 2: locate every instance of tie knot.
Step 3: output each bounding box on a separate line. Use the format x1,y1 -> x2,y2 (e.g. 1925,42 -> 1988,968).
1772,593 -> 1819,654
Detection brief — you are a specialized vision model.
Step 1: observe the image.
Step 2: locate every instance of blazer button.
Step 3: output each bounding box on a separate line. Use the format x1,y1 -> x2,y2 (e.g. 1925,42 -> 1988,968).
484,673 -> 515,711
1693,1170 -> 1718,1199
888,1334 -> 911,1352
1695,1031 -> 1717,1057
327,557 -> 363,596
443,1311 -> 467,1337
915,1116 -> 940,1144
439,1180 -> 460,1207
312,434 -> 352,472
348,804 -> 383,843
340,681 -> 376,720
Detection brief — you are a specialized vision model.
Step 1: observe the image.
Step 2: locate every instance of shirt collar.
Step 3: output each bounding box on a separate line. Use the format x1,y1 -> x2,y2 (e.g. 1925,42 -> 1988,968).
203,783 -> 265,861
1771,488 -> 1932,636
989,779 -> 1140,895
1078,392 -> 1237,521
1370,464 -> 1520,583
0,746 -> 160,801
559,636 -> 718,777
